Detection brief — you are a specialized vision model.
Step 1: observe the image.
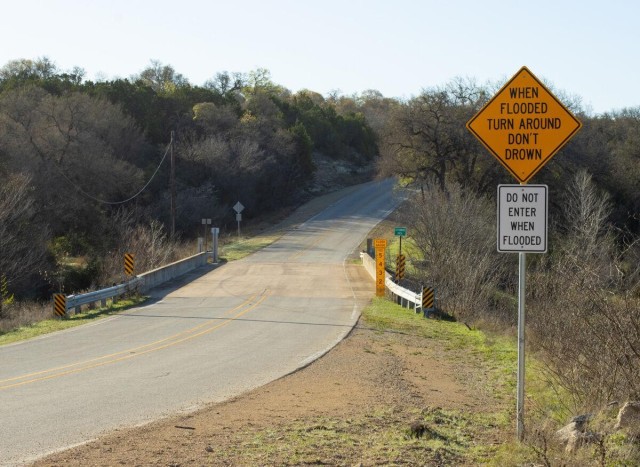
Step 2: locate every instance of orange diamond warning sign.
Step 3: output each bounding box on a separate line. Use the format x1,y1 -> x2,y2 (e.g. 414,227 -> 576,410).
467,66 -> 582,183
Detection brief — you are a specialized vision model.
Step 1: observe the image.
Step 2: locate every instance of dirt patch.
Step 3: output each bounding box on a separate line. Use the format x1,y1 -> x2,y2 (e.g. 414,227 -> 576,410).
35,305 -> 508,466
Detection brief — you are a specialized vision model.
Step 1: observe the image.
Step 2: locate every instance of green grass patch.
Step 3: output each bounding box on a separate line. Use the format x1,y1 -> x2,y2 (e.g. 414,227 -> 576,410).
365,298 -> 516,372
0,296 -> 146,346
362,298 -> 520,463
210,411 -> 473,465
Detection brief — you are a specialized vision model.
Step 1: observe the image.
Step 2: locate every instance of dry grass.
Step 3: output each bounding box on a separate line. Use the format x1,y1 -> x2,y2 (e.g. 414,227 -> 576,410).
0,300 -> 51,335
0,296 -> 145,346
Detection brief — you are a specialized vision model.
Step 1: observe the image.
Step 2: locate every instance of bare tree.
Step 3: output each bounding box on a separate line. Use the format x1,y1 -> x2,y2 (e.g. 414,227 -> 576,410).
528,170 -> 640,408
0,87 -> 146,235
136,60 -> 189,93
0,174 -> 48,316
99,209 -> 180,284
407,182 -> 508,322
204,71 -> 245,97
378,78 -> 495,194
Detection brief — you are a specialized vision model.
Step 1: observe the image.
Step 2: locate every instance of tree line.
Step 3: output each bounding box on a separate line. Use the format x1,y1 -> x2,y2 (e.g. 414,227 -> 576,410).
0,58 -> 379,307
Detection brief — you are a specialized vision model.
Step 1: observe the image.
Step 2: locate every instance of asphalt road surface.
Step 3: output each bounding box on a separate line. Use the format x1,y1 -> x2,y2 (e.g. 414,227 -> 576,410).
0,179 -> 403,465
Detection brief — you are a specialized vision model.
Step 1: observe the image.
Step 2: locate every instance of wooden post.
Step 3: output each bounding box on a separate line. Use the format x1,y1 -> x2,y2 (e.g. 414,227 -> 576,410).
170,131 -> 176,238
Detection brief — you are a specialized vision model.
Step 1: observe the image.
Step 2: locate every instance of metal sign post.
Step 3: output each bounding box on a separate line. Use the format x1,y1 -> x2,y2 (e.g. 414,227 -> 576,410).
467,66 -> 581,441
201,218 -> 211,251
395,227 -> 406,257
211,227 -> 219,263
233,202 -> 244,238
497,184 -> 547,440
517,250 -> 526,438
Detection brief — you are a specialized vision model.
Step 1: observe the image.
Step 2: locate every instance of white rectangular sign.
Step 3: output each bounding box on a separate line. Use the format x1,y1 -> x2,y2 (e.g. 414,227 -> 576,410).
498,185 -> 547,253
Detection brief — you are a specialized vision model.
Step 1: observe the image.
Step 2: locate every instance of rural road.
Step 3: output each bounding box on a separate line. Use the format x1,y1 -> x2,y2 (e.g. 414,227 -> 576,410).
0,179 -> 404,466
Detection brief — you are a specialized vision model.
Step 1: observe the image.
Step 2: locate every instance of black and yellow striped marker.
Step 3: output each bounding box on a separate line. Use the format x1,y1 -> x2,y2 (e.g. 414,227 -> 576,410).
422,286 -> 435,311
53,293 -> 66,317
395,254 -> 405,282
124,253 -> 134,276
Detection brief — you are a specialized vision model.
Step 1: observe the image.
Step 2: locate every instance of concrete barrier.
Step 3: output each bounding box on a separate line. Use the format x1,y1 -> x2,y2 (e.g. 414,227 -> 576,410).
57,252 -> 209,315
137,252 -> 208,292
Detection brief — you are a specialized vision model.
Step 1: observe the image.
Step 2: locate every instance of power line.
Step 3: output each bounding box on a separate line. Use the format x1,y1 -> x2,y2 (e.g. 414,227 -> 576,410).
52,143 -> 171,205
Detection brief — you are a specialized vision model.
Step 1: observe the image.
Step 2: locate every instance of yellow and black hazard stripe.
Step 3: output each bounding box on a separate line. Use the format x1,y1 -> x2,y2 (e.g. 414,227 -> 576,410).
395,254 -> 405,282
124,253 -> 135,276
53,293 -> 66,317
422,286 -> 435,310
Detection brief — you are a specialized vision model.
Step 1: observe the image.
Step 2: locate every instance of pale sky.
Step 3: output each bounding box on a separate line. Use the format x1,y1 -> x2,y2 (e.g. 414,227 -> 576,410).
1,0 -> 638,114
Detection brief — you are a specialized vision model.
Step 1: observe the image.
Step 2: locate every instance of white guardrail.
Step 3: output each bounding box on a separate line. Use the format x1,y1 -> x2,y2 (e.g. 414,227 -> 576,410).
59,252 -> 209,315
360,252 -> 423,312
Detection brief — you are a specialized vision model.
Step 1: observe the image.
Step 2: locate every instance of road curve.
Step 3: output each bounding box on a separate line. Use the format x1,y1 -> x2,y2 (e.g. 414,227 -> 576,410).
0,179 -> 403,465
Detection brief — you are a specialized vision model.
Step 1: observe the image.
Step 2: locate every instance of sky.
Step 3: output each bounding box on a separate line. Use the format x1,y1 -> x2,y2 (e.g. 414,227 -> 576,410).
1,0 -> 638,114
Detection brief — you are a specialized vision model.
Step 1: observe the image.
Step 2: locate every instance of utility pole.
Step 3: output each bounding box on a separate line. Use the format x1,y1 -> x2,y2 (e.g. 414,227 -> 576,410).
170,131 -> 176,238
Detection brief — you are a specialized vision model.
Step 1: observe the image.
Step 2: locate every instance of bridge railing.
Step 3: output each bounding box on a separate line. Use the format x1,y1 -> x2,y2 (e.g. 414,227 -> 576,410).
360,252 -> 423,312
57,252 -> 209,315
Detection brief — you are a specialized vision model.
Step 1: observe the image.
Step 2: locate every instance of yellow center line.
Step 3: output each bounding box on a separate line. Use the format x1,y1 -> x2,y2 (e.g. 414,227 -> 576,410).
0,291 -> 270,391
0,292 -> 260,385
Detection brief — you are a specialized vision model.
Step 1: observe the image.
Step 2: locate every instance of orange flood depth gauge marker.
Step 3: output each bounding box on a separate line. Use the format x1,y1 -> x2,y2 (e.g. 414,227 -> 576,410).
466,66 -> 582,183
374,239 -> 387,297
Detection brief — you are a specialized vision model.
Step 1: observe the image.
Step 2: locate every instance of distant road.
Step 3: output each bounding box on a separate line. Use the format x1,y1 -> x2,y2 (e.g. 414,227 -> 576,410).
0,178 -> 403,466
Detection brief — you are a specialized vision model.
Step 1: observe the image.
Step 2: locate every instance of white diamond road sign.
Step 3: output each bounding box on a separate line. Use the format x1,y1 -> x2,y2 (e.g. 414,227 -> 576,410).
498,185 -> 547,253
233,201 -> 244,213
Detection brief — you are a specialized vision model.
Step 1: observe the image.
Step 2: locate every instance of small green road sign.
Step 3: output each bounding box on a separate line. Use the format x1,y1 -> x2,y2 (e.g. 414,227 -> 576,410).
394,227 -> 407,237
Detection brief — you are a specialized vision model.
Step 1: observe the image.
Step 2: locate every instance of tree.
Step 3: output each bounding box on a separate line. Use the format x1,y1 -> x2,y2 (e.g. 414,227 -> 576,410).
0,174 -> 48,315
0,58 -> 86,96
379,90 -> 454,191
379,78 -> 497,194
245,68 -> 278,95
355,89 -> 398,136
0,57 -> 57,81
0,86 -> 146,242
204,71 -> 245,99
137,60 -> 189,94
406,182 -> 507,322
193,102 -> 238,134
288,120 -> 314,177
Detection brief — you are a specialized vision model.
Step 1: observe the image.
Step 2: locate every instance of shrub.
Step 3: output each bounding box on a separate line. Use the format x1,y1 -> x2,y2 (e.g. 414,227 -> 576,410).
405,183 -> 510,323
528,171 -> 640,409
